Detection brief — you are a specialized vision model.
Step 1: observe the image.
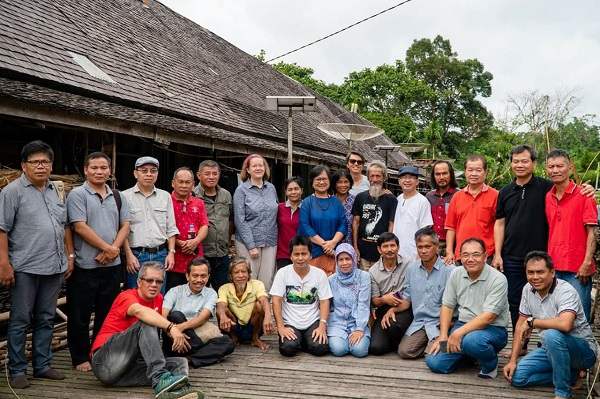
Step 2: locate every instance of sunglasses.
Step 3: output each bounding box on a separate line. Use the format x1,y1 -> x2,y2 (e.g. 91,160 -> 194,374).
348,159 -> 364,165
139,278 -> 164,285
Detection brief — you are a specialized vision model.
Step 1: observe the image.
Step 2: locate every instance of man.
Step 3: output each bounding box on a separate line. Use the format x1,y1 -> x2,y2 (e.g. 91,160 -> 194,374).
167,167 -> 209,293
270,235 -> 332,357
66,152 -> 131,372
368,232 -> 413,356
426,160 -> 459,256
427,238 -> 509,378
162,258 -> 235,367
90,261 -> 204,399
0,140 -> 75,388
216,257 -> 274,350
193,160 -> 233,292
392,166 -> 433,260
545,149 -> 598,321
352,160 -> 398,270
346,151 -> 369,195
394,228 -> 455,359
445,155 -> 498,265
123,156 -> 179,295
503,251 -> 597,399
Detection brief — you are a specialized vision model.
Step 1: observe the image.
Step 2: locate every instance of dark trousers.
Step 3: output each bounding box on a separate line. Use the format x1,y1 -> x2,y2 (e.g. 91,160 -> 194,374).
162,311 -> 234,368
206,255 -> 230,293
502,258 -> 528,331
369,306 -> 413,355
165,272 -> 188,294
278,319 -> 330,357
67,264 -> 121,366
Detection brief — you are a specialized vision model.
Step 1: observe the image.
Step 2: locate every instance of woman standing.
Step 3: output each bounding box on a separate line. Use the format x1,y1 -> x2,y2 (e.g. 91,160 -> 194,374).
276,177 -> 303,270
331,169 -> 355,245
233,154 -> 278,291
298,165 -> 347,275
327,243 -> 371,357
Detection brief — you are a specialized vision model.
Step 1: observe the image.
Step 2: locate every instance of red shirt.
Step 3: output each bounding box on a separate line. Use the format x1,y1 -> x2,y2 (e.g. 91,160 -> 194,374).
276,201 -> 301,260
171,193 -> 209,274
546,180 -> 598,273
445,184 -> 498,259
91,289 -> 163,355
426,187 -> 458,240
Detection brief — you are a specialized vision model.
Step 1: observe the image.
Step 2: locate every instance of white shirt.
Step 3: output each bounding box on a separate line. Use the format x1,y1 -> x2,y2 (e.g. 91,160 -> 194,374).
392,192 -> 433,260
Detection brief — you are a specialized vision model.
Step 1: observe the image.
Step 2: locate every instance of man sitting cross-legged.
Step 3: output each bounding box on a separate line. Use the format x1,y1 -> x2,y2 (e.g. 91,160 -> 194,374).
216,257 -> 275,349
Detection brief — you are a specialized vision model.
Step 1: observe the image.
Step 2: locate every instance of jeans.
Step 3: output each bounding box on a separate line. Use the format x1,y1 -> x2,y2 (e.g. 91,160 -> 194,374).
206,255 -> 230,292
279,320 -> 330,357
426,322 -> 508,375
555,271 -> 592,322
8,271 -> 64,378
329,335 -> 370,358
91,321 -> 188,387
125,248 -> 167,295
511,329 -> 596,398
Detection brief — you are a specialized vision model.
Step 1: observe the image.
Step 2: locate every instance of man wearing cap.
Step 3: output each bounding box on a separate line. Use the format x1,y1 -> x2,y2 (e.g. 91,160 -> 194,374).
392,166 -> 433,260
123,156 -> 179,295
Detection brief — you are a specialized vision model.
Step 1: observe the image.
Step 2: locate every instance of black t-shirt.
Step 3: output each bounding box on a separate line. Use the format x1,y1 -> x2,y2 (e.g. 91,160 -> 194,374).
496,175 -> 553,261
352,192 -> 398,262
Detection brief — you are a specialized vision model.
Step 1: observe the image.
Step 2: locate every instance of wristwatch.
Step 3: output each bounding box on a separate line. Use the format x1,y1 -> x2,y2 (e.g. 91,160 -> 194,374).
526,317 -> 535,328
168,249 -> 176,254
320,319 -> 327,325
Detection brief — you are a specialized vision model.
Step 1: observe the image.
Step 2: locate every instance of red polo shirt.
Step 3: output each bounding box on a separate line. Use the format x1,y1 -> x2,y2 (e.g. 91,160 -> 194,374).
546,180 -> 598,273
171,193 -> 209,274
445,184 -> 498,259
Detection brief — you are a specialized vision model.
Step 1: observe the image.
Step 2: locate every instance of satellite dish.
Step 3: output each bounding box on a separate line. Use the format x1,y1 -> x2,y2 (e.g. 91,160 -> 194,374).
317,123 -> 384,148
395,143 -> 429,153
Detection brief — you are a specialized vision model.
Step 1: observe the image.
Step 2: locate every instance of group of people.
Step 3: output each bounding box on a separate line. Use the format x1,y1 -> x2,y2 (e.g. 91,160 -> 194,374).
0,140 -> 597,399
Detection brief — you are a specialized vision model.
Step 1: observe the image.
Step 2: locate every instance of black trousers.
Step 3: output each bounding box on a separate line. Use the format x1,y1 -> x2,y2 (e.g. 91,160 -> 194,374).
369,306 -> 413,356
278,319 -> 330,357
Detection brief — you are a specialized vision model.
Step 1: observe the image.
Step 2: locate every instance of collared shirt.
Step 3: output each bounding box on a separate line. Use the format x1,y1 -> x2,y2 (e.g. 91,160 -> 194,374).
171,193 -> 209,273
163,283 -> 217,320
442,264 -> 509,328
217,279 -> 268,325
0,174 -> 68,275
233,179 -> 278,249
546,180 -> 598,273
123,184 -> 179,248
67,182 -> 131,269
276,199 -> 302,260
426,187 -> 457,240
404,256 -> 455,339
192,184 -> 232,257
369,255 -> 411,298
520,278 -> 597,355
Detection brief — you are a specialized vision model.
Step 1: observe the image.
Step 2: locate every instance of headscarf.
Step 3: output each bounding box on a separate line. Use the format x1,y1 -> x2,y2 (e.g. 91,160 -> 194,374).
330,243 -> 360,315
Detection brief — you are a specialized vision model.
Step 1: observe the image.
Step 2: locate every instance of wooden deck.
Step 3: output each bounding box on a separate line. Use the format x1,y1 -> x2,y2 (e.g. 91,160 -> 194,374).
1,332 -> 596,399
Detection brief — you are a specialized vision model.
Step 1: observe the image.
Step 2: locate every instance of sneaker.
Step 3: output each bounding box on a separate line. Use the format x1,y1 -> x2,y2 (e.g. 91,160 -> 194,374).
478,366 -> 498,379
159,384 -> 206,399
155,373 -> 189,398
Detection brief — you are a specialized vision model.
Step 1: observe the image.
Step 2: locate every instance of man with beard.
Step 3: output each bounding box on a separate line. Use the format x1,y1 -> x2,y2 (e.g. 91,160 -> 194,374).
352,160 -> 398,271
216,257 -> 274,349
426,160 -> 459,257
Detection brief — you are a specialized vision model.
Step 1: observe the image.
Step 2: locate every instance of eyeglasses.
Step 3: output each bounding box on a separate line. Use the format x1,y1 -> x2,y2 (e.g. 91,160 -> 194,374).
139,278 -> 164,285
314,178 -> 329,183
25,159 -> 52,167
460,252 -> 485,259
348,159 -> 364,165
138,168 -> 158,175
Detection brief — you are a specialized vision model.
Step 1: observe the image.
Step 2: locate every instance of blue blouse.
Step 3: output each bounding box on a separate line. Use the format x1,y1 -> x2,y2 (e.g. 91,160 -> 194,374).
298,195 -> 347,258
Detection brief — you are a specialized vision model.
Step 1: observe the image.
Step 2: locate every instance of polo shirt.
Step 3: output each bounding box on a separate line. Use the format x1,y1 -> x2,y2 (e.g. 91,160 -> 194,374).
217,279 -> 268,325
546,180 -> 598,273
442,264 -> 509,328
520,278 -> 597,355
276,200 -> 301,260
163,283 -> 217,320
426,187 -> 458,241
192,184 -> 232,258
496,175 -> 553,261
171,193 -> 209,273
369,255 -> 411,298
444,184 -> 498,259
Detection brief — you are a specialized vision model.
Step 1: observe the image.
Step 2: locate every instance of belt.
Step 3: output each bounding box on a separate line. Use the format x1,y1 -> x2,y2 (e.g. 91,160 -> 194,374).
131,242 -> 168,253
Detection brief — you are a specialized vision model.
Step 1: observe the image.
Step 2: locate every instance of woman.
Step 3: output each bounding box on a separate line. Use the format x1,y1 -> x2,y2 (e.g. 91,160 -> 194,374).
298,165 -> 346,275
327,243 -> 371,357
233,154 -> 278,291
276,177 -> 303,270
331,169 -> 355,245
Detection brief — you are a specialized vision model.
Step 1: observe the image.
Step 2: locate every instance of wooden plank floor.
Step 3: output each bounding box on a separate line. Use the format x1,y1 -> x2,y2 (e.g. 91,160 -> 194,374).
0,332 -> 596,399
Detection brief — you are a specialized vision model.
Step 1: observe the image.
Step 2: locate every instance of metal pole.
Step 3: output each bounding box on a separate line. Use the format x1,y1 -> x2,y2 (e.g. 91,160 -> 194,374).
287,107 -> 293,178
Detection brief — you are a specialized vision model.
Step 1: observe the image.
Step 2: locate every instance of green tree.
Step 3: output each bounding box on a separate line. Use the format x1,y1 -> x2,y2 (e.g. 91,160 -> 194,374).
271,61 -> 342,102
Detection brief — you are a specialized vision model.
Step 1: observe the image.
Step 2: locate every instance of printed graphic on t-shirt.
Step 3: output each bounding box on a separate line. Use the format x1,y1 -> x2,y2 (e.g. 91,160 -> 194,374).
285,285 -> 318,304
361,203 -> 382,239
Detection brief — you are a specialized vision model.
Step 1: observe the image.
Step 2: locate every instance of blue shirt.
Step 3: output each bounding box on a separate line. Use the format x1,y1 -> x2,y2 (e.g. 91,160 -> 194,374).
298,195 -> 347,258
163,283 -> 217,320
233,179 -> 278,249
327,270 -> 371,339
403,256 -> 455,340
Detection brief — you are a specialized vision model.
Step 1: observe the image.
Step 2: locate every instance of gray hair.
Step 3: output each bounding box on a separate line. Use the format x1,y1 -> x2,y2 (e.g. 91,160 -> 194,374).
139,261 -> 165,279
366,160 -> 387,178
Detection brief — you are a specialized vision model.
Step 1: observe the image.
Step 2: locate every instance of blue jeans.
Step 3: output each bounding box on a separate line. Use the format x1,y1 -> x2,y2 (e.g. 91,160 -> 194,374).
426,322 -> 507,375
8,271 -> 64,378
511,329 -> 596,398
206,255 -> 230,293
329,335 -> 370,358
126,249 -> 167,295
91,321 -> 188,387
555,271 -> 591,322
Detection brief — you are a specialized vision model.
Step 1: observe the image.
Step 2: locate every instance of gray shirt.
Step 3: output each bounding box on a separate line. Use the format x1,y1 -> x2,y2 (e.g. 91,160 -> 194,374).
349,174 -> 370,196
369,255 -> 411,298
233,179 -> 278,249
0,174 -> 68,275
192,184 -> 232,257
67,182 -> 131,269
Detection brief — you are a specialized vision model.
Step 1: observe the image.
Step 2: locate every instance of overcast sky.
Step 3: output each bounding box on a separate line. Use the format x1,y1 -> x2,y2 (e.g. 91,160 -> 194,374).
161,0 -> 599,123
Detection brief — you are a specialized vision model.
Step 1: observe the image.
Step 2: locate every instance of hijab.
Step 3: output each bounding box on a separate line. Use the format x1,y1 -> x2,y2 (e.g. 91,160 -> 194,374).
330,243 -> 360,314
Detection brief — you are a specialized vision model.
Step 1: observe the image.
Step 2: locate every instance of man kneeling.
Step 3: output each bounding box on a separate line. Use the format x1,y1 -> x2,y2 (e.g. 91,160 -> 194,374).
162,258 -> 235,368
216,257 -> 274,349
504,251 -> 597,399
90,261 -> 204,399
